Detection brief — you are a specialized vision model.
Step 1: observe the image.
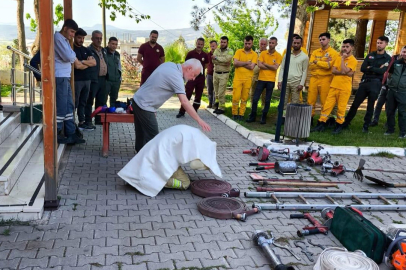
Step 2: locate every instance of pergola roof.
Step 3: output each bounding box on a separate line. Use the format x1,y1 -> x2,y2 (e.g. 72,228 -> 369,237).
330,9 -> 401,20
307,0 -> 406,12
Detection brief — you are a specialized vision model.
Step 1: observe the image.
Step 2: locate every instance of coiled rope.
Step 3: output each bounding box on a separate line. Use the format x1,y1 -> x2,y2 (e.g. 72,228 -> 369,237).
191,179 -> 239,197
313,247 -> 379,270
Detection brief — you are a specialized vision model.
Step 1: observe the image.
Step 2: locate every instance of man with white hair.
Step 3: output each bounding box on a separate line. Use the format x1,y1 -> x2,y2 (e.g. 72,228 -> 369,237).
132,59 -> 211,152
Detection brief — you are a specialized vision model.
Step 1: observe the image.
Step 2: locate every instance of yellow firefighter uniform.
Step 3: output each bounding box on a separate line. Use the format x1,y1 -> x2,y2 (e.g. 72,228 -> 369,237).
319,55 -> 358,124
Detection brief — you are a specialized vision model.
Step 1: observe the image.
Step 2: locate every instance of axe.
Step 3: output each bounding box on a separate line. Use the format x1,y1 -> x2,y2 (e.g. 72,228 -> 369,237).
354,159 -> 406,181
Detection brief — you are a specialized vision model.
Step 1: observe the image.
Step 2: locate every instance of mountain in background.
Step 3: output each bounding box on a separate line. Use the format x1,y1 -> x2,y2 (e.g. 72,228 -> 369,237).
0,21 -> 289,50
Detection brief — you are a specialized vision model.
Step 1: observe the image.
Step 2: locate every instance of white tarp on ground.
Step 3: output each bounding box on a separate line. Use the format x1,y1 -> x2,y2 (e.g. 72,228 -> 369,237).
118,124 -> 222,197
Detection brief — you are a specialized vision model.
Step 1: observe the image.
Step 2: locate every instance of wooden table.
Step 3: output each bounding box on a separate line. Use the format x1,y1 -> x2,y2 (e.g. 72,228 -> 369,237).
100,113 -> 133,157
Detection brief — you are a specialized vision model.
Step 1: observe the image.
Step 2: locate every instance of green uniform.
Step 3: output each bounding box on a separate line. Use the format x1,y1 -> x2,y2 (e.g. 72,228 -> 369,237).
213,47 -> 233,110
105,48 -> 122,107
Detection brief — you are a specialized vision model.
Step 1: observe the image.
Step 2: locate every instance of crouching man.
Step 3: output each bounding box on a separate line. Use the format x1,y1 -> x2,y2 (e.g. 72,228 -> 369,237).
118,125 -> 222,197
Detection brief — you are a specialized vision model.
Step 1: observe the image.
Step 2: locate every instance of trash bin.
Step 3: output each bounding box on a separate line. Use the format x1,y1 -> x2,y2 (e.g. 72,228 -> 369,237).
284,103 -> 312,140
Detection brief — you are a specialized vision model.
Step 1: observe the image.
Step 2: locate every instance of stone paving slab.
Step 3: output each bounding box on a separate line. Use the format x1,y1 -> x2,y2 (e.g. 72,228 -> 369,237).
1,97 -> 405,270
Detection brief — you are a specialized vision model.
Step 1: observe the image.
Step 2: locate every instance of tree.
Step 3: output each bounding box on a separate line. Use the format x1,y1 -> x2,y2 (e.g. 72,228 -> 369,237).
354,19 -> 368,58
164,36 -> 189,64
121,52 -> 141,82
16,0 -> 28,69
201,24 -> 216,52
328,19 -> 357,51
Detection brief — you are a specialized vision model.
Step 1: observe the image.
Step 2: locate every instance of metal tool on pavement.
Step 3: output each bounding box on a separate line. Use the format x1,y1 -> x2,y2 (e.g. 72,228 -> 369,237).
384,229 -> 406,269
295,141 -> 314,161
294,240 -> 314,262
247,192 -> 406,211
290,212 -> 329,237
307,239 -> 326,251
258,180 -> 351,185
307,145 -> 326,166
273,241 -> 302,261
243,147 -> 259,156
275,161 -> 298,175
249,162 -> 276,166
364,175 -> 406,188
354,159 -> 406,181
253,188 -> 343,193
197,197 -> 260,221
191,179 -> 240,198
252,231 -> 296,269
257,182 -> 339,188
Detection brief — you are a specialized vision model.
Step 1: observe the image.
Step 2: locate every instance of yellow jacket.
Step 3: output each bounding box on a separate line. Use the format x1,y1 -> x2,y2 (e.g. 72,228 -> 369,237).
309,47 -> 339,76
213,47 -> 234,73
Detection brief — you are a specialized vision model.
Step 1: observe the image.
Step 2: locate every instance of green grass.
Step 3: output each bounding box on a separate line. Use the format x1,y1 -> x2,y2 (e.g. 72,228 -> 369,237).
0,84 -> 11,97
202,90 -> 406,147
0,218 -> 30,226
370,151 -> 397,158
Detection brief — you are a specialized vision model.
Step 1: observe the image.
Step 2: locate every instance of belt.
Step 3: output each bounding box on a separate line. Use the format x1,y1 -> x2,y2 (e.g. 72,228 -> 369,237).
215,71 -> 229,74
362,78 -> 381,82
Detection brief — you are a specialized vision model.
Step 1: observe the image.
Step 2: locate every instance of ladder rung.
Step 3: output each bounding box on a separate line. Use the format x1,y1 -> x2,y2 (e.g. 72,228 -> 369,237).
351,195 -> 365,205
326,195 -> 339,205
299,195 -> 309,204
378,196 -> 392,205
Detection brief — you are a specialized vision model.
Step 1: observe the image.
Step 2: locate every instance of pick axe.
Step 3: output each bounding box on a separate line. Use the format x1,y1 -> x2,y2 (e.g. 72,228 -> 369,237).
354,159 -> 406,181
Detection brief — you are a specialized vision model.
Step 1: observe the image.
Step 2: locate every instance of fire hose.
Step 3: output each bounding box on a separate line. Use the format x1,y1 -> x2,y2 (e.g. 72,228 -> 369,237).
313,247 -> 378,270
197,197 -> 260,221
191,179 -> 240,198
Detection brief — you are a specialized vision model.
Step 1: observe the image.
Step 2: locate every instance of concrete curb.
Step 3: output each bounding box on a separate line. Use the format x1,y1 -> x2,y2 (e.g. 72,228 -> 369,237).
205,107 -> 406,157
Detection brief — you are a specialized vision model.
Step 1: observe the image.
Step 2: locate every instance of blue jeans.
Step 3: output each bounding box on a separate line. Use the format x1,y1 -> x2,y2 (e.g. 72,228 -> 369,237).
251,80 -> 275,115
56,77 -> 75,135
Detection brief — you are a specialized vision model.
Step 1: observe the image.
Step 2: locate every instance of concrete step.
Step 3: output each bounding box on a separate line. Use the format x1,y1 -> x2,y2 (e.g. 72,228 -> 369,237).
0,111 -> 20,145
0,124 -> 42,195
0,142 -> 65,221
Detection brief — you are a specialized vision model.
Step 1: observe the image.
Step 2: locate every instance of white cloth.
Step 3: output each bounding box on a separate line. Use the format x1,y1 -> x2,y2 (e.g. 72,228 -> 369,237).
118,125 -> 222,197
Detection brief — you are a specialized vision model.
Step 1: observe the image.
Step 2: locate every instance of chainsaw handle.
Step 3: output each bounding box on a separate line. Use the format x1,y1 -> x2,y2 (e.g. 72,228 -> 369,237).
249,162 -> 275,166
256,166 -> 275,171
290,214 -> 305,219
349,207 -> 363,216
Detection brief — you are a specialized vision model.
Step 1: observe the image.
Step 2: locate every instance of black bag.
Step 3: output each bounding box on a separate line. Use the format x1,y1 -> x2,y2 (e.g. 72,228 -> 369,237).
330,207 -> 389,264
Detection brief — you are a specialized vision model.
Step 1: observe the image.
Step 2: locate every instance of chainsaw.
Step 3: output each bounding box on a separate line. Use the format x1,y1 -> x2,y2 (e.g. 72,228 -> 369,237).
384,229 -> 406,270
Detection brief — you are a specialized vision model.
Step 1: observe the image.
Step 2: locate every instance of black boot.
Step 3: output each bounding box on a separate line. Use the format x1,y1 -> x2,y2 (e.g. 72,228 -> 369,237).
326,117 -> 336,128
214,102 -> 219,111
66,133 -> 86,145
332,123 -> 344,134
260,113 -> 267,125
207,103 -> 213,109
311,121 -> 326,132
246,114 -> 256,123
176,112 -> 185,118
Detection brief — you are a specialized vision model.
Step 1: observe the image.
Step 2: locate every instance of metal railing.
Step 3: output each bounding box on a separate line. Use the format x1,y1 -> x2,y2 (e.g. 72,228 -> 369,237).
6,46 -> 43,125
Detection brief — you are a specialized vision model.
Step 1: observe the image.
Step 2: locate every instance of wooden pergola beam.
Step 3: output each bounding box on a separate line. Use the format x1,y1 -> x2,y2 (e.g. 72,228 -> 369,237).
39,0 -> 59,209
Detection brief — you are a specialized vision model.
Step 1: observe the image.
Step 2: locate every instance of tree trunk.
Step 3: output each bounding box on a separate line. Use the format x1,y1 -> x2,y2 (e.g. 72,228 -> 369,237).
16,0 -> 28,69
31,0 -> 40,56
354,19 -> 368,59
295,2 -> 309,37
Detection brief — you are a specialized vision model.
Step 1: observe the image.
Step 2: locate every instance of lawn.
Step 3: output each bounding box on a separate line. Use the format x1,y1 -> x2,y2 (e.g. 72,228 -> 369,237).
0,84 -> 11,97
202,90 -> 406,148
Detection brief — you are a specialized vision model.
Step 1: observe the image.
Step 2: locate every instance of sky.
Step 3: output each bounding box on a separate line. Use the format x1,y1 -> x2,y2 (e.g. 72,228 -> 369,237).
0,0 -> 218,30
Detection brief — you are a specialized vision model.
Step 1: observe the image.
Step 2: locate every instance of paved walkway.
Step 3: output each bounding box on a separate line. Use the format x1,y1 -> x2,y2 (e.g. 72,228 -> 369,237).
1,97 -> 405,270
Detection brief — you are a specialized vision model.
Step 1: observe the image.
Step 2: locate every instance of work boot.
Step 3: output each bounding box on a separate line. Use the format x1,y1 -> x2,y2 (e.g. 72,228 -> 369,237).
399,133 -> 406,139
332,123 -> 344,134
213,102 -> 219,111
245,114 -> 256,123
57,130 -> 67,144
238,115 -> 244,121
326,117 -> 336,128
232,115 -> 239,121
369,120 -> 378,127
362,125 -> 369,133
66,133 -> 86,145
311,121 -> 326,132
384,130 -> 394,135
215,109 -> 225,115
260,113 -> 267,125
176,112 -> 185,118
207,103 -> 213,109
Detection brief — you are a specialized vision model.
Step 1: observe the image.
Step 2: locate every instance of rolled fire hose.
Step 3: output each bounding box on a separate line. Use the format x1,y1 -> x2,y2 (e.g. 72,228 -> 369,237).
197,197 -> 260,221
313,247 -> 379,270
191,179 -> 240,198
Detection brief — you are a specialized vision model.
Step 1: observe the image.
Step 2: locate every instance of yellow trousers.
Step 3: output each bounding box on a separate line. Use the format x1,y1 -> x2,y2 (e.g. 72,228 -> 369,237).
319,87 -> 351,124
307,75 -> 333,116
232,79 -> 252,116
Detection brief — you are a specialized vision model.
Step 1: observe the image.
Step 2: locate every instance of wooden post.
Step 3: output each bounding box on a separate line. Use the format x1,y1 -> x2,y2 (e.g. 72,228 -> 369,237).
308,10 -> 330,55
395,12 -> 406,54
102,2 -> 107,47
39,0 -> 59,209
368,20 -> 387,53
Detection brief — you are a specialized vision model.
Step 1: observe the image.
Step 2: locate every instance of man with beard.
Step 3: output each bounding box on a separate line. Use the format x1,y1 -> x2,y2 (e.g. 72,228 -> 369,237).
312,39 -> 358,134
212,36 -> 234,115
246,37 -> 282,124
384,46 -> 406,138
86,30 -> 108,126
249,38 -> 268,106
278,36 -> 309,122
206,40 -> 218,108
137,30 -> 165,85
231,35 -> 257,120
307,32 -> 339,125
176,37 -> 208,118
73,28 -> 96,131
342,36 -> 391,133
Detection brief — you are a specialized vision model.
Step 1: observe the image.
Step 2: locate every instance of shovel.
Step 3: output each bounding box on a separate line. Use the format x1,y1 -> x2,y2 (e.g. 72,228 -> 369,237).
354,159 -> 406,181
364,175 -> 406,188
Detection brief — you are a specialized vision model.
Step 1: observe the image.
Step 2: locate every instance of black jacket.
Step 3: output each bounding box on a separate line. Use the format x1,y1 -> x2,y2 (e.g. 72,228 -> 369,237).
87,44 -> 107,82
360,51 -> 391,80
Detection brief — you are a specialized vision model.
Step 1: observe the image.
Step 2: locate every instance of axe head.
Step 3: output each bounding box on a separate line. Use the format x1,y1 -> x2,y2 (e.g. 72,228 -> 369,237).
353,159 -> 366,181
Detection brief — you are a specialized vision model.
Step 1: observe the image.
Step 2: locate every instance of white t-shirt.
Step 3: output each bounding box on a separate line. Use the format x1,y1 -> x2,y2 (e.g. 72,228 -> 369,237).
133,62 -> 186,112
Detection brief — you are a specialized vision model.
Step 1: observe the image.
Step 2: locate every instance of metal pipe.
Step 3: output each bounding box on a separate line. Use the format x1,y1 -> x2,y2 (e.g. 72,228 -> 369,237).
29,72 -> 34,125
24,59 -> 28,105
11,52 -> 16,105
6,45 -> 32,59
274,0 -> 299,142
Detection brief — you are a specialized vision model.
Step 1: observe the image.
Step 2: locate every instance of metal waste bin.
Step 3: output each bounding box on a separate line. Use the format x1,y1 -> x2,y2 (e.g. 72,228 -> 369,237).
284,103 -> 312,139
